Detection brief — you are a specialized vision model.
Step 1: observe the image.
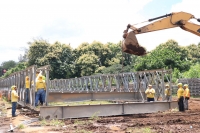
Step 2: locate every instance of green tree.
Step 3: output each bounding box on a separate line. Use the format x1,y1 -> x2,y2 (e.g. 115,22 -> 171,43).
27,39 -> 50,66
27,39 -> 74,79
1,60 -> 17,70
39,42 -> 74,79
107,41 -> 135,67
2,62 -> 27,78
76,53 -> 99,76
134,40 -> 191,72
101,64 -> 131,74
172,68 -> 182,83
186,44 -> 200,63
183,63 -> 200,78
75,41 -> 111,67
88,41 -> 111,67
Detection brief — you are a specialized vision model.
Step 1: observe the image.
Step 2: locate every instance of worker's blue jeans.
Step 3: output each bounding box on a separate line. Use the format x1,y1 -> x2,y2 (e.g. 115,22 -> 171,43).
12,102 -> 17,117
147,98 -> 154,102
25,88 -> 30,104
35,89 -> 45,106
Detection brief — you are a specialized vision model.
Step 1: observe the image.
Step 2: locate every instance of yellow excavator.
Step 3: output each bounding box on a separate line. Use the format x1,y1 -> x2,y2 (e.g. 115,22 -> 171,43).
122,11 -> 200,56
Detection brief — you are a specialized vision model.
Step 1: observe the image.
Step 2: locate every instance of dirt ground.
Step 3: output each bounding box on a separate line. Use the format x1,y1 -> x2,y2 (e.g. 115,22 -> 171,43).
1,98 -> 200,133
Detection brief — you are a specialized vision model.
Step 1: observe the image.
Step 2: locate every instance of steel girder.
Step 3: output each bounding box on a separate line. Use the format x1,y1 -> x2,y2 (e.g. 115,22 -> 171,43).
0,67 -> 172,108
40,101 -> 178,119
48,69 -> 172,102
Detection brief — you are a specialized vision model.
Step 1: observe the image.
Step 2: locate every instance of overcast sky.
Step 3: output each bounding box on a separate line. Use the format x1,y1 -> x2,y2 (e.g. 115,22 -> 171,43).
0,0 -> 199,64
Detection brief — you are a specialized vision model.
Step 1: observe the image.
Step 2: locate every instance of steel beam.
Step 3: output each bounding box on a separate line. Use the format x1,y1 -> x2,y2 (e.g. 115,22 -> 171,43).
48,92 -> 146,102
40,101 -> 178,119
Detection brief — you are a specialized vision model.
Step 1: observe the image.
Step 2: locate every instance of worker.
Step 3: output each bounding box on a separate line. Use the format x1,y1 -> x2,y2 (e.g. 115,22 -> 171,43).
183,84 -> 190,110
38,74 -> 46,105
164,84 -> 171,101
35,75 -> 46,106
177,83 -> 184,112
145,84 -> 155,102
11,85 -> 19,117
32,70 -> 43,105
25,76 -> 30,104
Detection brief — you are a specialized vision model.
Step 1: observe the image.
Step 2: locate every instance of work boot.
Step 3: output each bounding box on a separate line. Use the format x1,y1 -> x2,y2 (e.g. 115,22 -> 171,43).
12,115 -> 18,117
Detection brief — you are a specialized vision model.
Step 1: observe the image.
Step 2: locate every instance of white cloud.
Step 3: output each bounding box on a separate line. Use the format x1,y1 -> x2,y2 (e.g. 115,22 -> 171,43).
0,0 -> 152,63
136,0 -> 200,51
1,0 -> 199,64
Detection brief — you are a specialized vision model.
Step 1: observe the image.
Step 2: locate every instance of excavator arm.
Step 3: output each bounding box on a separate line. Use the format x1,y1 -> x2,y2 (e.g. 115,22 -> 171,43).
122,11 -> 200,56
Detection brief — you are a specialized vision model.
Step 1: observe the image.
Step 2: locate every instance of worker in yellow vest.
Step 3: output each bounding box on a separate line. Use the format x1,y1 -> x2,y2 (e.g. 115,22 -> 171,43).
177,83 -> 184,112
183,84 -> 190,110
145,84 -> 155,102
35,75 -> 46,106
25,76 -> 30,104
11,85 -> 19,117
164,84 -> 171,101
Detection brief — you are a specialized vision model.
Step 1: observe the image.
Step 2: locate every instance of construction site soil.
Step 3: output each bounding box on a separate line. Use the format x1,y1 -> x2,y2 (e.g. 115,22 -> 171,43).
1,98 -> 200,133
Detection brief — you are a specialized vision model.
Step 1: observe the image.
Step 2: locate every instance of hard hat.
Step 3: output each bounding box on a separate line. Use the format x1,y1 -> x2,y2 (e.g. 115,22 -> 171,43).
165,84 -> 169,87
183,84 -> 188,87
148,84 -> 152,87
177,83 -> 182,86
11,86 -> 14,90
11,85 -> 17,90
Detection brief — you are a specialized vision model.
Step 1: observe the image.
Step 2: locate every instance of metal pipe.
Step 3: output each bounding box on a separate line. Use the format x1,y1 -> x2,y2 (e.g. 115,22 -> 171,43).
45,68 -> 50,106
148,13 -> 172,22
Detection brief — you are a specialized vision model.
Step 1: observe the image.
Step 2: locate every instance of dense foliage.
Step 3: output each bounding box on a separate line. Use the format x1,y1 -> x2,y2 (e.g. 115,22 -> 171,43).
1,39 -> 200,81
134,40 -> 191,72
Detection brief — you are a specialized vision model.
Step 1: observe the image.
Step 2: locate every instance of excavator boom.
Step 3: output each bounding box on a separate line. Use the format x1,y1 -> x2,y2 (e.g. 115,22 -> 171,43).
123,11 -> 200,56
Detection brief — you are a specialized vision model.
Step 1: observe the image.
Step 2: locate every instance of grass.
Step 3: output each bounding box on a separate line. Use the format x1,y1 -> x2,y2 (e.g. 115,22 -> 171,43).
40,119 -> 48,126
75,129 -> 92,133
162,107 -> 178,114
50,119 -> 65,126
2,96 -> 11,104
39,118 -> 65,127
142,127 -> 152,133
74,112 -> 100,126
190,95 -> 200,98
18,124 -> 25,129
49,100 -> 113,106
0,106 -> 7,116
0,97 -> 11,117
171,107 -> 178,112
89,111 -> 100,121
74,119 -> 91,126
126,127 -> 153,133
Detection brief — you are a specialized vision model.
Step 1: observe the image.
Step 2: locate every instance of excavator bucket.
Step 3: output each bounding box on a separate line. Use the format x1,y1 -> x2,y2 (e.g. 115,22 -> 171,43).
122,31 -> 147,56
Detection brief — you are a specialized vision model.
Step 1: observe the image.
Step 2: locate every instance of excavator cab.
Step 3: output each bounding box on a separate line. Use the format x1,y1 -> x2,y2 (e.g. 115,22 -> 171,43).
122,25 -> 147,56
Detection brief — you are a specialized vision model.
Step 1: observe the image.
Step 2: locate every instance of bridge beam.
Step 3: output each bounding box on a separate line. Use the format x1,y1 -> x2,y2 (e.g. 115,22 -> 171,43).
40,101 -> 178,119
